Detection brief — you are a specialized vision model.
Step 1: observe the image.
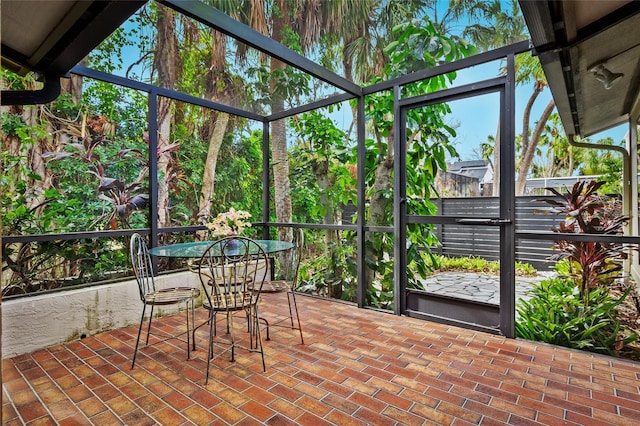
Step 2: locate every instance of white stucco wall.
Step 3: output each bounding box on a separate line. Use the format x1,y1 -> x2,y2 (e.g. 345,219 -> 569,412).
2,271 -> 200,358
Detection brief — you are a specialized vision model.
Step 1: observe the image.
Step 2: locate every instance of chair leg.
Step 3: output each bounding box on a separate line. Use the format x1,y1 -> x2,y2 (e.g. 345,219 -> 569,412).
205,306 -> 266,380
185,301 -> 191,360
258,316 -> 270,341
246,308 -> 258,349
192,309 -> 211,351
206,311 -> 215,384
252,304 -> 266,372
190,299 -> 196,350
145,304 -> 155,345
227,310 -> 236,362
208,312 -> 217,359
287,292 -> 295,328
289,291 -> 304,344
132,305 -> 147,369
249,311 -> 258,349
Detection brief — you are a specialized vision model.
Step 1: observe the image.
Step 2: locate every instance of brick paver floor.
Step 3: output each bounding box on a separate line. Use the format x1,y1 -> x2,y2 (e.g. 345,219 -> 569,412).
3,291 -> 639,425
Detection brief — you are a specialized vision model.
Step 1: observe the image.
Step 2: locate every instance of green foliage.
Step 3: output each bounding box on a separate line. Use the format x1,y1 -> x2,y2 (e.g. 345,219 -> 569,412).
291,110 -> 357,219
0,1 -> 539,308
0,111 -> 49,142
357,16 -> 476,308
2,237 -> 130,297
1,112 -> 30,137
516,277 -> 638,357
530,117 -> 624,194
297,230 -> 358,303
1,66 -> 152,294
580,137 -> 624,195
87,27 -> 134,73
248,63 -> 312,109
42,121 -> 150,229
1,178 -> 62,235
0,67 -> 32,90
422,255 -> 537,277
532,113 -> 586,179
83,82 -> 147,135
50,93 -> 82,119
211,130 -> 264,220
385,17 -> 476,77
513,51 -> 545,85
1,112 -> 70,235
247,26 -> 312,108
522,181 -> 639,359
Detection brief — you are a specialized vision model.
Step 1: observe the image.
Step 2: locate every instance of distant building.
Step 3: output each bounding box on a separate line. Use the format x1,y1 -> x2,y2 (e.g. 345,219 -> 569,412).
437,160 -> 494,197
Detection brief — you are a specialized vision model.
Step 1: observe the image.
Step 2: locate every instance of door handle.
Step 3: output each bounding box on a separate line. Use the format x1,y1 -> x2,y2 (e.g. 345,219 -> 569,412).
455,218 -> 511,225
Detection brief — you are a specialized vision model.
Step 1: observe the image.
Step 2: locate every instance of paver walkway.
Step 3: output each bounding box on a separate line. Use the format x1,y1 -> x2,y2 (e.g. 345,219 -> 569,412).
419,272 -> 554,304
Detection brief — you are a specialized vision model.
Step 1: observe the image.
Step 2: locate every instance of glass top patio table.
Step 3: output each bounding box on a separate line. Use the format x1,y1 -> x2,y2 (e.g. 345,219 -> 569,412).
148,239 -> 294,259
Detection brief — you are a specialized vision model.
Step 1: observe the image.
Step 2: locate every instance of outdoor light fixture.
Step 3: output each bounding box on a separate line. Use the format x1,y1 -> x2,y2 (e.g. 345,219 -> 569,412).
589,63 -> 624,90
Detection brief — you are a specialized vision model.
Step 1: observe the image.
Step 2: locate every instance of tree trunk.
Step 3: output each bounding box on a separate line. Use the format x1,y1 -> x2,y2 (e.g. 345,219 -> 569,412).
369,158 -> 394,225
364,154 -> 394,294
515,99 -> 556,195
1,75 -> 84,227
198,111 -> 230,224
313,159 -> 339,248
1,107 -> 22,197
271,0 -> 293,243
568,149 -> 575,176
24,106 -> 51,213
271,115 -> 293,240
196,26 -> 233,230
154,5 -> 177,229
30,75 -> 84,215
61,74 -> 83,104
521,84 -> 544,157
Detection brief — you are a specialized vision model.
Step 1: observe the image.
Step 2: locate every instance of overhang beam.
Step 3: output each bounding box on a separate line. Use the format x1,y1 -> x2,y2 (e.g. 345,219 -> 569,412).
158,0 -> 362,97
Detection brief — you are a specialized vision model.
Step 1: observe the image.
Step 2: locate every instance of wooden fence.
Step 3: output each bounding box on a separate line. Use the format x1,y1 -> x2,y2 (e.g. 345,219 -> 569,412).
432,196 -> 563,270
342,196 -> 568,270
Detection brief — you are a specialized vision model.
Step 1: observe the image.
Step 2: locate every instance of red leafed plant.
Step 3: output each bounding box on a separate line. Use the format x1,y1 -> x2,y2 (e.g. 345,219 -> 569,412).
540,181 -> 629,301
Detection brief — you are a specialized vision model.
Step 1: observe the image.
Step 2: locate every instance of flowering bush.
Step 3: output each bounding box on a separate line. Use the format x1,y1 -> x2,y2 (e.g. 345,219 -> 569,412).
206,208 -> 252,237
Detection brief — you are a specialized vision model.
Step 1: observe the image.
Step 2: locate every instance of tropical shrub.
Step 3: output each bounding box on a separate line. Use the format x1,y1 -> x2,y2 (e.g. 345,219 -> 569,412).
516,277 -> 638,358
424,255 -> 537,277
297,230 -> 358,303
517,180 -> 639,359
538,180 -> 628,301
356,17 -> 476,309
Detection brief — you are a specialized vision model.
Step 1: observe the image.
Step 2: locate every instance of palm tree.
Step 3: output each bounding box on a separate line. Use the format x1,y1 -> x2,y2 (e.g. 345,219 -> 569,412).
451,0 -> 533,195
460,0 -> 527,51
153,3 -> 179,228
269,0 -> 295,242
153,0 -> 255,227
232,0 -> 380,242
513,52 -> 555,195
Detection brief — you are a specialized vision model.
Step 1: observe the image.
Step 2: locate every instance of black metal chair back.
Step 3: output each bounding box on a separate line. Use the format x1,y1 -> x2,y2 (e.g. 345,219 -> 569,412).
263,228 -> 305,343
196,236 -> 269,381
129,233 -> 199,368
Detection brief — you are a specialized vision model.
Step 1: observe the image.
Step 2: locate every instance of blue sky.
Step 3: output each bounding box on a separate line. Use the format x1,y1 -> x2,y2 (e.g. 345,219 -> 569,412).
424,0 -> 628,162
328,58 -> 629,164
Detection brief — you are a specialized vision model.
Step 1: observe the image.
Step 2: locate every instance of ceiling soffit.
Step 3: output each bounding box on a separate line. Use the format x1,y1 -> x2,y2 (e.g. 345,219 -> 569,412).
520,0 -> 640,138
1,1 -> 146,76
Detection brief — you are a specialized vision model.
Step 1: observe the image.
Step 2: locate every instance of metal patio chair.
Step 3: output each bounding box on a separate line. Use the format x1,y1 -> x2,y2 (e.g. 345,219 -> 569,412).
193,236 -> 269,383
262,227 -> 305,343
129,233 -> 200,369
